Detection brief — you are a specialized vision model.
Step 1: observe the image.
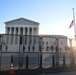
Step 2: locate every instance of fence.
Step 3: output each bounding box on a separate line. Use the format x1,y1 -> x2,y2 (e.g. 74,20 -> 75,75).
0,34 -> 76,71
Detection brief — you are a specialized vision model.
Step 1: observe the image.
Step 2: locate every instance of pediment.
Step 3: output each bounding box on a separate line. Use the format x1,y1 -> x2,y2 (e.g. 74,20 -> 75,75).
5,18 -> 39,25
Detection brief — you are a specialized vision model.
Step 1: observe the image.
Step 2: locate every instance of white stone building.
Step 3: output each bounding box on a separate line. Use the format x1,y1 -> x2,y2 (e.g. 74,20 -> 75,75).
2,18 -> 40,52
0,18 -> 68,70
40,35 -> 67,52
1,17 -> 68,53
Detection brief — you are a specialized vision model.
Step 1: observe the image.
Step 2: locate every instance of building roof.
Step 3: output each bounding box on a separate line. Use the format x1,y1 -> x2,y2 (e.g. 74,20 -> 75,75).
39,35 -> 67,39
4,17 -> 40,25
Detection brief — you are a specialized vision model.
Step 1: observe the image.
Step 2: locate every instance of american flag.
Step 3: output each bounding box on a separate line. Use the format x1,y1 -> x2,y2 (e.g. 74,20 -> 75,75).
69,20 -> 74,28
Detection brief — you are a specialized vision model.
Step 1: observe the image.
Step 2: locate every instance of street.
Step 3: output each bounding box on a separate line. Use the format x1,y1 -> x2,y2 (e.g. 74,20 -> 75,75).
39,71 -> 76,75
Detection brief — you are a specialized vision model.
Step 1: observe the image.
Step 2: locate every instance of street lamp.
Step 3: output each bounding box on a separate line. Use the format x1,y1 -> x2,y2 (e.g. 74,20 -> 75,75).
55,38 -> 59,67
39,37 -> 42,68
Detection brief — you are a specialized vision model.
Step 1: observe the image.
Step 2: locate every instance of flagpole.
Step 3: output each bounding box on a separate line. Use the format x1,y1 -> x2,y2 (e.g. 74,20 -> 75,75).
72,8 -> 76,34
73,8 -> 76,50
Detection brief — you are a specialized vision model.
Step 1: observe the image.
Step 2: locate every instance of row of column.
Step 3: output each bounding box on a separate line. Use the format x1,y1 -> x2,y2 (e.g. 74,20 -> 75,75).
6,27 -> 38,35
5,34 -> 39,45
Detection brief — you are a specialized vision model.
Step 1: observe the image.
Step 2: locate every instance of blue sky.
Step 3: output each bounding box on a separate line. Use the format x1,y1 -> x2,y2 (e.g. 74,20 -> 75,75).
0,0 -> 76,38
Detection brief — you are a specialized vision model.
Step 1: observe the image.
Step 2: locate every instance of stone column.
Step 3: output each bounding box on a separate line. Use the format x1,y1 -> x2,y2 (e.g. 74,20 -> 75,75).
14,27 -> 16,34
9,27 -> 12,44
27,27 -> 29,35
23,28 -> 25,35
36,28 -> 38,52
32,28 -> 34,35
5,27 -> 8,34
32,28 -> 34,45
5,27 -> 9,44
6,27 -> 9,44
18,27 -> 20,35
23,28 -> 25,44
18,27 -> 20,44
27,28 -> 29,52
25,28 -> 27,45
36,28 -> 38,35
27,28 -> 29,44
9,27 -> 12,34
13,27 -> 16,44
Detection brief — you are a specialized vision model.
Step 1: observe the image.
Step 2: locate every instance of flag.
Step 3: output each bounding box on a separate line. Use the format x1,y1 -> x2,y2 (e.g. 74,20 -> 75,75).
69,20 -> 74,28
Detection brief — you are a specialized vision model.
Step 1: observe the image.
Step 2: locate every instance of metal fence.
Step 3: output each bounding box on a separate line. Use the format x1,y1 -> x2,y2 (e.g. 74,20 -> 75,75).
0,34 -> 76,71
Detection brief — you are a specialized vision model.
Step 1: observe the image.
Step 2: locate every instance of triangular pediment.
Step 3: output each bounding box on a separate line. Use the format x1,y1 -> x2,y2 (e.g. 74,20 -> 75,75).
5,18 -> 39,25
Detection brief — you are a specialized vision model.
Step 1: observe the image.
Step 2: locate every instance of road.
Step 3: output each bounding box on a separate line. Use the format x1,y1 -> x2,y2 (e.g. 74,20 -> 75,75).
39,71 -> 76,75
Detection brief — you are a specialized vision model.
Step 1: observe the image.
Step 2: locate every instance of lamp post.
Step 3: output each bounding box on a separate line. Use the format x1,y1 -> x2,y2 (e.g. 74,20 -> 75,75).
55,38 -> 59,67
39,37 -> 42,68
19,35 -> 23,69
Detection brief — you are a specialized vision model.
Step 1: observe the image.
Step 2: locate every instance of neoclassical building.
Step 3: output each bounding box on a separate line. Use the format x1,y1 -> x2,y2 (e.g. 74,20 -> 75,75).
5,18 -> 39,35
1,17 -> 68,53
2,18 -> 40,52
0,18 -> 68,70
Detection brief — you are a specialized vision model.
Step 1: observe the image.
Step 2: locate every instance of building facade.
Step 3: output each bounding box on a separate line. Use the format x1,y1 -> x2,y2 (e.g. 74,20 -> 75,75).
41,35 -> 67,52
0,18 -> 68,70
1,18 -> 67,53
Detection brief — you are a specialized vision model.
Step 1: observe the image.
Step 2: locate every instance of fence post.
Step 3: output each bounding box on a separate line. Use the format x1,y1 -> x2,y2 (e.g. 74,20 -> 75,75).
39,54 -> 42,68
63,55 -> 65,66
52,55 -> 55,67
26,55 -> 28,69
70,49 -> 74,66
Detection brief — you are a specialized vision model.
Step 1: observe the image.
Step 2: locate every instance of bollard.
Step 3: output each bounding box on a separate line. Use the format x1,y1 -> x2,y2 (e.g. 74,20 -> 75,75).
26,55 -> 28,69
52,55 -> 55,67
39,54 -> 42,68
63,55 -> 65,66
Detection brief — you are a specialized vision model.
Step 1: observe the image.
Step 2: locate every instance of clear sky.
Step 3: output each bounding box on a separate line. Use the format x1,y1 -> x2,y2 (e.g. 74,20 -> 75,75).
0,0 -> 76,38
